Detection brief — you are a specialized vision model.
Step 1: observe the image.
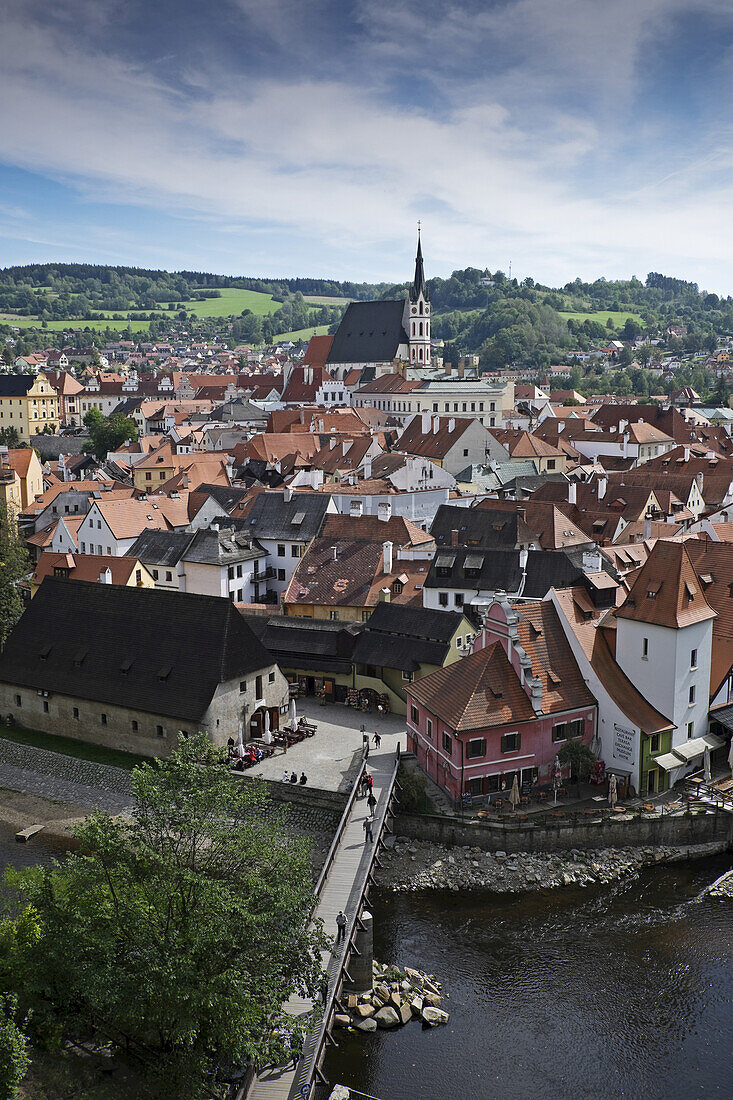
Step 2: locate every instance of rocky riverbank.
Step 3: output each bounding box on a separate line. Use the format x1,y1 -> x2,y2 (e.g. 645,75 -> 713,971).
333,960 -> 448,1034
376,836 -> 728,894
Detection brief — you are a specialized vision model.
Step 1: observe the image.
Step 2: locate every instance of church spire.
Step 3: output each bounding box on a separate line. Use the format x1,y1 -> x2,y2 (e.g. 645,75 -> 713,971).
410,224 -> 428,302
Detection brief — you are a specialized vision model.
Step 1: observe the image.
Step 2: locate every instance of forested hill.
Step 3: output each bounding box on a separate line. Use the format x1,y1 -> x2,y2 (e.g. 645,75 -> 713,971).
2,262 -> 733,373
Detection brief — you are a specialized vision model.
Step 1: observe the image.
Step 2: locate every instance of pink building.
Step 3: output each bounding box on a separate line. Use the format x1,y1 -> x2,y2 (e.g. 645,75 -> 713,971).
406,597 -> 598,806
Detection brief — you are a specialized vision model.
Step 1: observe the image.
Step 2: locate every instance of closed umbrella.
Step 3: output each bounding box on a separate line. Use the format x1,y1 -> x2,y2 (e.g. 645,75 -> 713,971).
552,754 -> 561,806
237,720 -> 245,759
608,773 -> 617,809
509,774 -> 520,812
590,729 -> 602,758
263,709 -> 272,745
289,697 -> 297,733
704,745 -> 712,784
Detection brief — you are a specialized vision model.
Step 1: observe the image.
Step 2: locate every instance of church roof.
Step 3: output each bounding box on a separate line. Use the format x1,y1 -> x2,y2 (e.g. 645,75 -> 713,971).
326,299 -> 408,365
410,231 -> 428,302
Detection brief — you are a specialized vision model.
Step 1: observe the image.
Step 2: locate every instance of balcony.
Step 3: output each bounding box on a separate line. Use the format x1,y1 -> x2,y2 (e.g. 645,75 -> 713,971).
253,565 -> 277,581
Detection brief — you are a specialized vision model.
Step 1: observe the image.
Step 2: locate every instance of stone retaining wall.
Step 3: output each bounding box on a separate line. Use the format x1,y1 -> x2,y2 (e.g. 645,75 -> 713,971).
395,807 -> 733,853
0,736 -> 132,808
238,774 -> 349,815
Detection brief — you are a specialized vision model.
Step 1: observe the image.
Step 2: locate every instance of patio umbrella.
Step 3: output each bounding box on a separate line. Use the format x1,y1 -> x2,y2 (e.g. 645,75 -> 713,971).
509,774 -> 520,811
704,745 -> 712,784
263,709 -> 272,745
590,729 -> 602,758
728,738 -> 733,780
289,697 -> 297,732
237,720 -> 245,758
608,773 -> 617,809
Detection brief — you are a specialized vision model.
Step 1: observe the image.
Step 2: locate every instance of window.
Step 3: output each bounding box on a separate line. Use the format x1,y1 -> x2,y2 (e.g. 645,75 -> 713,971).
501,732 -> 521,753
131,719 -> 138,731
553,718 -> 584,742
240,680 -> 247,693
278,568 -> 286,581
689,685 -> 696,705
546,459 -> 556,470
277,544 -> 286,557
442,731 -> 453,755
426,718 -> 433,739
291,545 -> 300,557
455,594 -> 464,607
402,668 -> 413,682
687,721 -> 694,739
73,707 -> 79,719
227,565 -> 234,580
152,569 -> 159,580
410,705 -> 419,724
135,569 -> 142,584
642,637 -> 649,659
145,472 -> 152,481
690,649 -> 698,669
81,542 -> 85,552
329,610 -> 338,621
101,713 -> 107,725
255,675 -> 263,699
650,733 -> 660,753
236,564 -> 242,578
268,671 -> 276,683
42,700 -> 49,713
156,725 -> 164,737
463,448 -> 469,457
438,592 -> 448,607
467,776 -> 484,796
456,636 -> 463,649
467,738 -> 486,759
237,589 -> 243,602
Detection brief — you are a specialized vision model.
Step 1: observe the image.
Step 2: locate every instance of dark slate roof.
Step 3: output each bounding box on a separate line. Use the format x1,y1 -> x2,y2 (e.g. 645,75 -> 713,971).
126,529 -> 194,566
193,483 -> 250,511
239,614 -> 358,673
183,528 -> 265,565
424,547 -> 584,598
326,300 -> 408,364
0,578 -> 274,721
429,503 -> 524,549
244,490 -> 331,542
0,375 -> 35,396
365,601 -> 463,644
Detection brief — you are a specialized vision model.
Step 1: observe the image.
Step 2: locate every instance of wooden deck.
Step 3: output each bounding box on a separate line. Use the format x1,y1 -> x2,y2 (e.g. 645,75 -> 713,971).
249,747 -> 399,1100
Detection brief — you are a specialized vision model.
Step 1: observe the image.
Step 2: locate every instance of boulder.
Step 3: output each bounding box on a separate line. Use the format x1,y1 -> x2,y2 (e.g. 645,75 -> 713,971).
422,991 -> 442,1008
410,996 -> 423,1016
346,994 -> 358,1009
373,984 -> 390,1004
329,1086 -> 352,1100
399,1001 -> 413,1025
334,1014 -> 351,1029
355,1017 -> 377,1033
389,991 -> 403,1009
375,1006 -> 401,1029
355,1003 -> 375,1019
422,1006 -> 449,1026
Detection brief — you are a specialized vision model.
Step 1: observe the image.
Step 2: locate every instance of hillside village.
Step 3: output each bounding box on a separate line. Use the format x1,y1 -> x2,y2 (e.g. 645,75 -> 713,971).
0,236 -> 732,807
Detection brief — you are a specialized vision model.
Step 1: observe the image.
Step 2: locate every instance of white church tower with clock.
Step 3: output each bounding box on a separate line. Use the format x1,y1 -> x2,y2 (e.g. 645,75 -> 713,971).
404,227 -> 431,366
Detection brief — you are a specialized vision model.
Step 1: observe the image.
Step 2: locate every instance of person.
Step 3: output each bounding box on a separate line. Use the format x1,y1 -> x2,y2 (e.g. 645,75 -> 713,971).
366,773 -> 374,792
290,771 -> 298,784
300,771 -> 308,785
336,910 -> 347,944
289,1029 -> 303,1069
363,817 -> 374,843
360,771 -> 370,796
282,769 -> 289,783
320,972 -> 329,1008
367,790 -> 377,818
373,732 -> 381,748
364,741 -> 370,760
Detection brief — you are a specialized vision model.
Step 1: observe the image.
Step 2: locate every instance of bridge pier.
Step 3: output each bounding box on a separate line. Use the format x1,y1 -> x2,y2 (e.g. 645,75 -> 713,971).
343,909 -> 373,993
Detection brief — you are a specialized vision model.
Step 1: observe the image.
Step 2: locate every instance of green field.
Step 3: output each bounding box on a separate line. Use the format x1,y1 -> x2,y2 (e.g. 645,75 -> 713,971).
558,309 -> 643,327
274,324 -> 332,342
303,294 -> 351,306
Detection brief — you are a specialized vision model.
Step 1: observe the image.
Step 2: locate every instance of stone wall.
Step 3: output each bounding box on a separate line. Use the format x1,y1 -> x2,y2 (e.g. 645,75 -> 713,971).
0,736 -> 132,813
238,774 -> 348,815
395,807 -> 733,854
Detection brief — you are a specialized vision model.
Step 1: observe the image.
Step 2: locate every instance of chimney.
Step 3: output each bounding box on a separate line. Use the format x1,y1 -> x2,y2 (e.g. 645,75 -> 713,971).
644,511 -> 652,540
519,547 -> 529,573
350,499 -> 364,518
383,540 -> 393,574
433,416 -> 440,434
597,475 -> 607,501
378,501 -> 392,522
582,547 -> 603,573
457,359 -> 465,378
363,457 -> 372,479
450,528 -> 459,547
567,481 -> 577,505
99,567 -> 113,585
331,545 -> 338,561
448,417 -> 455,432
421,411 -> 431,434
518,649 -> 533,688
379,586 -> 391,603
683,445 -> 690,461
529,675 -> 543,714
283,485 -> 292,502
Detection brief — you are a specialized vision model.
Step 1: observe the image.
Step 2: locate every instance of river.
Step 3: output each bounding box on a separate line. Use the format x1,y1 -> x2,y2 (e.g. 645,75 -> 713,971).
324,855 -> 733,1100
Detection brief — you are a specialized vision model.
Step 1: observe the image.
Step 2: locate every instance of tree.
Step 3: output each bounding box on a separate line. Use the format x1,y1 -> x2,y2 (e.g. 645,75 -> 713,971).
0,997 -> 29,1098
0,735 -> 325,1100
557,739 -> 596,782
83,408 -> 137,459
0,429 -> 22,449
0,502 -> 30,650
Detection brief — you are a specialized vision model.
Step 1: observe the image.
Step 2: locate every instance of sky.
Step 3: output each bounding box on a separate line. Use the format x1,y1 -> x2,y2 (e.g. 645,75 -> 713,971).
2,0 -> 733,291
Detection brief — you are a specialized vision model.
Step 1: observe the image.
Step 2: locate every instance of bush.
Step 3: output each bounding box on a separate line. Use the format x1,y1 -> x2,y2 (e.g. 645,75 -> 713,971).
397,764 -> 432,813
0,997 -> 29,1099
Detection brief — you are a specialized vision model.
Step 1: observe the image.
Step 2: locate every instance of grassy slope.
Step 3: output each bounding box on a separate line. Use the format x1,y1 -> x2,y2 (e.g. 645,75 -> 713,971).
0,725 -> 148,771
558,309 -> 643,326
274,324 -> 332,342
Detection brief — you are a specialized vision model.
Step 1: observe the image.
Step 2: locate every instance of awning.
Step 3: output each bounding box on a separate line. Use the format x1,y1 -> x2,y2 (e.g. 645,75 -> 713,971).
711,704 -> 733,733
656,752 -> 686,772
656,733 -> 725,771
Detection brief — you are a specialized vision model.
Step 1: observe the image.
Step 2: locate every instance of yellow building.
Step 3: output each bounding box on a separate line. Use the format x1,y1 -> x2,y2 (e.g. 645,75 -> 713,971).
6,448 -> 44,509
0,454 -> 22,515
0,374 -> 59,442
30,553 -> 156,597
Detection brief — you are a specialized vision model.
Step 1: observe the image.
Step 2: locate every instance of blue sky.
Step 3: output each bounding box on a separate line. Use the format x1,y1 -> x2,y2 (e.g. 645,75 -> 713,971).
3,0 -> 733,291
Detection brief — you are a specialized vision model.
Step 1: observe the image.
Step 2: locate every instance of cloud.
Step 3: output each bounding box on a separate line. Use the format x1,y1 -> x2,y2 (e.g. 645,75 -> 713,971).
2,0 -> 733,288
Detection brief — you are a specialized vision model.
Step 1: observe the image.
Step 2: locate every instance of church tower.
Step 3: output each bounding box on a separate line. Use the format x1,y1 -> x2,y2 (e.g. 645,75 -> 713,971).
406,228 -> 431,366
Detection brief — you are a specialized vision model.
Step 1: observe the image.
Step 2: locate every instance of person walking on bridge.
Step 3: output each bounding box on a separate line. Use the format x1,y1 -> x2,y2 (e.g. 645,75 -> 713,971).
336,910 -> 347,944
373,731 -> 381,748
363,817 -> 374,844
367,790 -> 377,818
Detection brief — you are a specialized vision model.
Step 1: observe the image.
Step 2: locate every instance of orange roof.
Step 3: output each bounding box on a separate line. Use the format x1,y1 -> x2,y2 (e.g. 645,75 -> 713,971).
302,334 -> 334,367
33,552 -> 142,587
7,448 -> 34,478
616,541 -> 716,630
